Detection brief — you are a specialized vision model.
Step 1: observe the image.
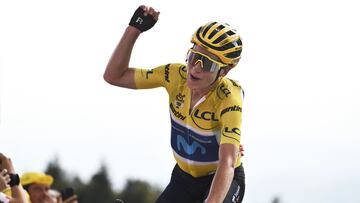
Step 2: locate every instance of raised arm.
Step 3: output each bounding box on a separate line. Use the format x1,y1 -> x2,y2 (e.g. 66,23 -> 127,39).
103,6 -> 160,89
0,153 -> 27,203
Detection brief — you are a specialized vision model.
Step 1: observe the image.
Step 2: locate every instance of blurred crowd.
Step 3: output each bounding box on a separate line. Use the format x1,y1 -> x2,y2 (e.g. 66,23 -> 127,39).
1,153 -> 78,203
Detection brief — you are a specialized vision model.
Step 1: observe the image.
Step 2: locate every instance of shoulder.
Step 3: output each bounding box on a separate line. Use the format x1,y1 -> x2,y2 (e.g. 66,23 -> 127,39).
215,78 -> 244,102
139,63 -> 187,80
166,63 -> 187,80
158,63 -> 187,84
214,78 -> 244,122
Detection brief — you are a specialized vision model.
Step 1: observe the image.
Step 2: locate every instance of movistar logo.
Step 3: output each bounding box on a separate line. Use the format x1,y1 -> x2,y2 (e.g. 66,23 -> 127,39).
177,135 -> 206,155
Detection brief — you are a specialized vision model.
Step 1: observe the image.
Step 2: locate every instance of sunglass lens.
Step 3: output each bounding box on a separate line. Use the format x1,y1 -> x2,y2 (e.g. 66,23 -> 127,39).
187,49 -> 220,72
202,57 -> 219,72
187,51 -> 196,64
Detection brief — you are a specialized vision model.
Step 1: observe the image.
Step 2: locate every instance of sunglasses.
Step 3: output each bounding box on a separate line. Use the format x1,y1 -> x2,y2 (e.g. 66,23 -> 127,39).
186,48 -> 227,72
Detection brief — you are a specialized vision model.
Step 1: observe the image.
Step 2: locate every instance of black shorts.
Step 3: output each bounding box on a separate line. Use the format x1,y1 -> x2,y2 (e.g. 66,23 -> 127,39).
156,164 -> 245,203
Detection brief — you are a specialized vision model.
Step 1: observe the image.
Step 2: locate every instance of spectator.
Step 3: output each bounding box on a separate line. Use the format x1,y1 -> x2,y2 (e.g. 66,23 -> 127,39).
48,189 -> 60,203
20,172 -> 77,203
0,153 -> 27,203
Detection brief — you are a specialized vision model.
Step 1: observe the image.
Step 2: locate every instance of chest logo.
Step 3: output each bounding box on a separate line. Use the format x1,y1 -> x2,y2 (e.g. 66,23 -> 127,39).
177,135 -> 206,155
190,109 -> 219,130
170,103 -> 186,120
194,109 -> 219,121
174,93 -> 185,109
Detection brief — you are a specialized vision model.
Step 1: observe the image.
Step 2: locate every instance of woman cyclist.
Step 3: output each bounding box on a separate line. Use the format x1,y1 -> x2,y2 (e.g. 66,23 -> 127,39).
104,5 -> 245,203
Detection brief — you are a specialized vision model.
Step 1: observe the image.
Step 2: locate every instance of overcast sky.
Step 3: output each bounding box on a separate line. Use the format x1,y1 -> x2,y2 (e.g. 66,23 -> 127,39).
1,0 -> 360,203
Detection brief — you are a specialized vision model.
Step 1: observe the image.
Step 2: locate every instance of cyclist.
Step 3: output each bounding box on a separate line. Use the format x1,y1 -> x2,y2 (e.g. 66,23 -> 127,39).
104,5 -> 245,203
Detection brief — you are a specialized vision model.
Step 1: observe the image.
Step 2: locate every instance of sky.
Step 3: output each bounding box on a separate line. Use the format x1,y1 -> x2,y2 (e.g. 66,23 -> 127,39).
1,0 -> 360,203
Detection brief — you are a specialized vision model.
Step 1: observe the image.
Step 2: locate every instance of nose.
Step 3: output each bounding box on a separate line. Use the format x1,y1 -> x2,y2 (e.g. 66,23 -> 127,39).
41,189 -> 48,196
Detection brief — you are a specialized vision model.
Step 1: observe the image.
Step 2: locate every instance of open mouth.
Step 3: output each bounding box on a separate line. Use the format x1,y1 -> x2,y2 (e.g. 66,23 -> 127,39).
190,73 -> 200,81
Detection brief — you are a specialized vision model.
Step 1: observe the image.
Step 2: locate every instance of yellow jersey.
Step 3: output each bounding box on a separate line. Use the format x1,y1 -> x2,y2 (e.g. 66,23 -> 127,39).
134,63 -> 244,177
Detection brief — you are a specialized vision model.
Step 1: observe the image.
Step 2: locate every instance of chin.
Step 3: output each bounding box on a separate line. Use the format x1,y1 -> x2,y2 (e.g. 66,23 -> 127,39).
186,79 -> 198,90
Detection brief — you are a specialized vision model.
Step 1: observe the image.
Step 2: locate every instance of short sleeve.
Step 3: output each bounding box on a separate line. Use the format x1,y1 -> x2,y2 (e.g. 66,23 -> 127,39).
218,83 -> 244,148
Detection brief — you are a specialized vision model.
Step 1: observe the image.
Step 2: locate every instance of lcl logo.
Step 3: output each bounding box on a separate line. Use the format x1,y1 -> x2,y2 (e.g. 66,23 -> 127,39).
193,109 -> 218,121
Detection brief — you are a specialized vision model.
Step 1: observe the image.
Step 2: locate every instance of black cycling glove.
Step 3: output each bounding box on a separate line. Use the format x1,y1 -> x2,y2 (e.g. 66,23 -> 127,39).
129,7 -> 157,32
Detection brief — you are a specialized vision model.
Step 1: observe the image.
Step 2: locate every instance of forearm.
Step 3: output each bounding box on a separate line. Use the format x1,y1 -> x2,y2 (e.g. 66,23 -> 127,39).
103,26 -> 141,83
206,162 -> 235,203
10,186 -> 27,203
0,154 -> 27,203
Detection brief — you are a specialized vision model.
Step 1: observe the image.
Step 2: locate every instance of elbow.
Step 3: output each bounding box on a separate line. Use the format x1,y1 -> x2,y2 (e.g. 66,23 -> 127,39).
218,155 -> 237,171
103,72 -> 114,85
222,157 -> 237,169
218,144 -> 238,169
103,69 -> 121,86
103,66 -> 135,88
103,64 -> 128,86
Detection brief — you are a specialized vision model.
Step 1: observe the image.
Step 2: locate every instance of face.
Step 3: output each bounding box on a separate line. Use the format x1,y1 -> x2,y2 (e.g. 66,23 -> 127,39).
28,184 -> 52,203
186,45 -> 225,91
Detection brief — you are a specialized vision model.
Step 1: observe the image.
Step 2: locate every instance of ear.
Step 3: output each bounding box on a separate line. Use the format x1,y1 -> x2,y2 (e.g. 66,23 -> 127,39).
219,67 -> 231,77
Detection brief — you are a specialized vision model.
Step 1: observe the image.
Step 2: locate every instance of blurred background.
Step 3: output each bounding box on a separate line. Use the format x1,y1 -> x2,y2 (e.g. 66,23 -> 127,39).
1,0 -> 360,202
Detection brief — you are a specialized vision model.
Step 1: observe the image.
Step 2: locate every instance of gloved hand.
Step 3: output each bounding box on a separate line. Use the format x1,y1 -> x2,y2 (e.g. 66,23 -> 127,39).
129,6 -> 160,32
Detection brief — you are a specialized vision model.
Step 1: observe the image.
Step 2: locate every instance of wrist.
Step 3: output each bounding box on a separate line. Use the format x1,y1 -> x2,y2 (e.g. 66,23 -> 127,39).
126,26 -> 142,35
204,195 -> 217,203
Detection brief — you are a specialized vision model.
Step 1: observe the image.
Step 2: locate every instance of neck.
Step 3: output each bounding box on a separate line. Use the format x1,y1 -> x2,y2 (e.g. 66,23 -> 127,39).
191,79 -> 219,100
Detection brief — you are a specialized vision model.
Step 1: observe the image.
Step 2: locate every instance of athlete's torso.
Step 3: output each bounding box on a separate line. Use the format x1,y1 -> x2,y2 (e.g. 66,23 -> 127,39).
134,63 -> 243,177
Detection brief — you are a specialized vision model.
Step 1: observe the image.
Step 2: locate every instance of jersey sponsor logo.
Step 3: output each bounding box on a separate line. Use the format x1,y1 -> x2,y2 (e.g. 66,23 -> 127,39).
228,79 -> 245,98
165,64 -> 170,82
190,109 -> 219,130
223,127 -> 241,143
174,93 -> 185,109
177,135 -> 206,155
170,103 -> 186,120
220,105 -> 242,117
178,65 -> 187,79
194,109 -> 219,121
171,119 -> 219,162
146,69 -> 153,79
229,79 -> 241,88
225,127 -> 241,135
217,83 -> 231,99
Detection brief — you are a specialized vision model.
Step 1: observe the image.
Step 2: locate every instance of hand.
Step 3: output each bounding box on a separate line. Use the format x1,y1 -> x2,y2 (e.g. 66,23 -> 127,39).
0,153 -> 15,173
240,144 -> 244,157
0,169 -> 10,191
129,5 -> 160,32
60,195 -> 78,203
